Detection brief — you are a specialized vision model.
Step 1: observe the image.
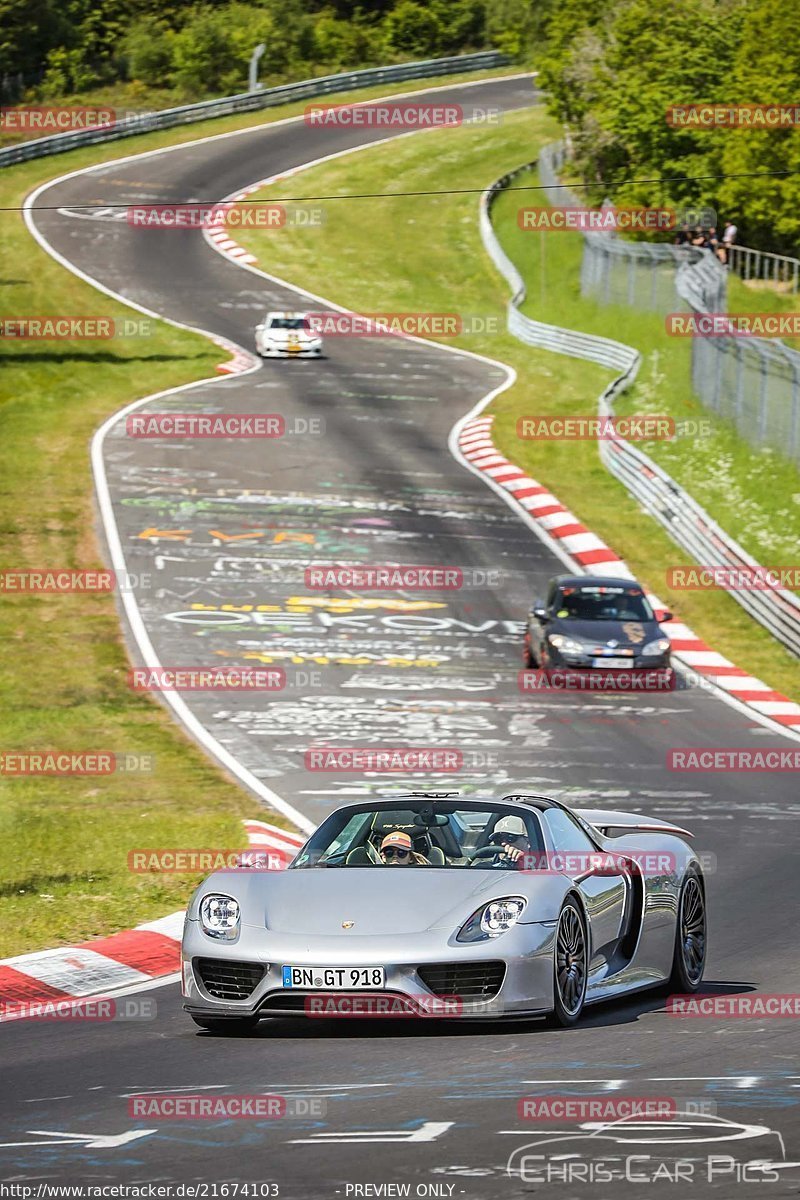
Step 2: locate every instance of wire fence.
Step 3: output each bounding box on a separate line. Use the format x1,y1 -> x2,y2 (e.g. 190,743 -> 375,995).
537,142 -> 800,467
0,51 -> 508,169
480,159 -> 800,660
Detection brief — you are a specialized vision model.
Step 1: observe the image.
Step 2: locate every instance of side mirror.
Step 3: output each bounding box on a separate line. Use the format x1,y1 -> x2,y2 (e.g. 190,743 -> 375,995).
532,607 -> 548,621
659,610 -> 673,622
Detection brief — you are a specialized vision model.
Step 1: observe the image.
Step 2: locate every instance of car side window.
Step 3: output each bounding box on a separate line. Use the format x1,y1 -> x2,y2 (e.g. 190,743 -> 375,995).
543,808 -> 597,855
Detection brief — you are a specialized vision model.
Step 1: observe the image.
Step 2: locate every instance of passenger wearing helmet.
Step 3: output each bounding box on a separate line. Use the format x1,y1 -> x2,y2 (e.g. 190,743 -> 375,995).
488,814 -> 532,868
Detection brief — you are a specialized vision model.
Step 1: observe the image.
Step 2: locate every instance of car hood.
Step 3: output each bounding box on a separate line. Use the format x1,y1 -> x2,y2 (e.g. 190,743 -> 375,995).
194,867 -> 537,935
548,617 -> 661,647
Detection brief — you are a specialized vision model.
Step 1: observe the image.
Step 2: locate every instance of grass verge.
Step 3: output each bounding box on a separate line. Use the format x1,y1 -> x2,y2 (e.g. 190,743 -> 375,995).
231,107 -> 800,702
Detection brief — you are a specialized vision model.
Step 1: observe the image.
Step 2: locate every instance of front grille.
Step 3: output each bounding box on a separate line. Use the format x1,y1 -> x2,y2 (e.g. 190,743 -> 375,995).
417,961 -> 505,999
194,957 -> 265,1000
260,993 -> 311,1012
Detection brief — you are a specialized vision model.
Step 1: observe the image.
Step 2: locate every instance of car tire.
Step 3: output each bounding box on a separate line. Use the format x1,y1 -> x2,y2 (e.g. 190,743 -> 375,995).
190,1015 -> 260,1034
522,633 -> 537,668
668,867 -> 706,993
548,899 -> 588,1027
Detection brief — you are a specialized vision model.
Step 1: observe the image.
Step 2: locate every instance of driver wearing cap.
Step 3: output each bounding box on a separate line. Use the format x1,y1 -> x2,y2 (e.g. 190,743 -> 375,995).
489,814 -> 532,868
379,830 -> 429,866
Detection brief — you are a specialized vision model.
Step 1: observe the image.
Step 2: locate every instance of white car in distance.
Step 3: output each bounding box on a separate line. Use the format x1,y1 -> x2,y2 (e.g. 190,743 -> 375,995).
255,311 -> 323,358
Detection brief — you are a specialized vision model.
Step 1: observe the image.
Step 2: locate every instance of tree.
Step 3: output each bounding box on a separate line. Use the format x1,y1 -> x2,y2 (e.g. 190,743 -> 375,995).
383,1 -> 442,59
717,0 -> 800,254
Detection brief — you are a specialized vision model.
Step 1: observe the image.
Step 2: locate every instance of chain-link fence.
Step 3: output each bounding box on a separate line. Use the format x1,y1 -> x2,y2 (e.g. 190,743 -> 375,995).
539,142 -> 800,465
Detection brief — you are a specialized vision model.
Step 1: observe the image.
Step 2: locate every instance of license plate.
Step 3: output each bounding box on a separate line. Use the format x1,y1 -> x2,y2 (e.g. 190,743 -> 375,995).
592,657 -> 633,669
282,965 -> 385,990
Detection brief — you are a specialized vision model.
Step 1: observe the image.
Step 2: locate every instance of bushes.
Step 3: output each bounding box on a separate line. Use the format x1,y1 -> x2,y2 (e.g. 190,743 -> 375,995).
536,0 -> 800,256
11,0 -> 530,108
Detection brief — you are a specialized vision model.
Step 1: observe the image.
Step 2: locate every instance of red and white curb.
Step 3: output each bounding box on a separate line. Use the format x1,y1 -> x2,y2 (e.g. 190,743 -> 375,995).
204,179 -> 278,273
210,331 -> 259,375
459,415 -> 800,730
206,226 -> 257,267
0,821 -> 306,1020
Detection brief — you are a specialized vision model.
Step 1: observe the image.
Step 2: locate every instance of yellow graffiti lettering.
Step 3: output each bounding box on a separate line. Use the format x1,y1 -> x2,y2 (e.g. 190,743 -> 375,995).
273,532 -> 315,544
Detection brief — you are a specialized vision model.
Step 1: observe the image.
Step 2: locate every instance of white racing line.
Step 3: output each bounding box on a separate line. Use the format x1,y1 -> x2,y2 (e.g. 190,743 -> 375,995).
21,71 -> 800,866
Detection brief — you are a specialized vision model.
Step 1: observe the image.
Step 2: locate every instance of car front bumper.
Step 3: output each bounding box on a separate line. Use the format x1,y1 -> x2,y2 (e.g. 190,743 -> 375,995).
181,920 -> 557,1021
258,343 -> 322,357
547,649 -> 671,670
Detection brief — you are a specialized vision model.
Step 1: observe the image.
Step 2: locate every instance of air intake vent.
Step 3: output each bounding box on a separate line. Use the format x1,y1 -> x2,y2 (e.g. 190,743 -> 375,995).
417,961 -> 505,999
195,958 -> 265,1000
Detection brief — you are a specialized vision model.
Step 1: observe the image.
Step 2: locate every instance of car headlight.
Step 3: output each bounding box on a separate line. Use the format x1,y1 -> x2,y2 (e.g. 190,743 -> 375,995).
200,894 -> 240,940
457,896 -> 527,943
548,634 -> 587,655
642,637 -> 671,656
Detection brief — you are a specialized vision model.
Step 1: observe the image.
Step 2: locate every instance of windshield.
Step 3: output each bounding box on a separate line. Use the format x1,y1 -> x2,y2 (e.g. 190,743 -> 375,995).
268,317 -> 309,330
553,584 -> 654,622
291,802 -> 545,869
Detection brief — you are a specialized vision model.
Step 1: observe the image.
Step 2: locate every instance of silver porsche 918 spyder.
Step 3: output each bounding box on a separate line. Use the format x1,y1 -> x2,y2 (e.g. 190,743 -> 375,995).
181,794 -> 706,1032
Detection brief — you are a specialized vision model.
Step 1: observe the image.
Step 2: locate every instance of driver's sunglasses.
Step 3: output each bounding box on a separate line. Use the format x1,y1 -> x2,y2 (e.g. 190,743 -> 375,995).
383,847 -> 410,860
502,833 -> 528,845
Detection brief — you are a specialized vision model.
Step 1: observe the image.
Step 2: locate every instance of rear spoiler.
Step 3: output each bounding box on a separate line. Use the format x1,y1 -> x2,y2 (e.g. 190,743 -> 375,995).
575,809 -> 694,839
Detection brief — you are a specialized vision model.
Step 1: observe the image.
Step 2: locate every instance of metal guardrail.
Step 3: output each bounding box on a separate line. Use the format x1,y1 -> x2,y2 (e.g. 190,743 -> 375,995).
728,243 -> 800,294
480,160 -> 800,659
0,51 -> 508,168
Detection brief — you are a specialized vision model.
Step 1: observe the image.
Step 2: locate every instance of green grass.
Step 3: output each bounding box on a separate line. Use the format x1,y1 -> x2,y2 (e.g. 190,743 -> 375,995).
231,108 -> 800,703
0,68 -> 522,956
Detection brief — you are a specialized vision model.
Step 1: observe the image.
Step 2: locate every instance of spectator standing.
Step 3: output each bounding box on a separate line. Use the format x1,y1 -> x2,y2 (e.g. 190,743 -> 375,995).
720,220 -> 738,264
